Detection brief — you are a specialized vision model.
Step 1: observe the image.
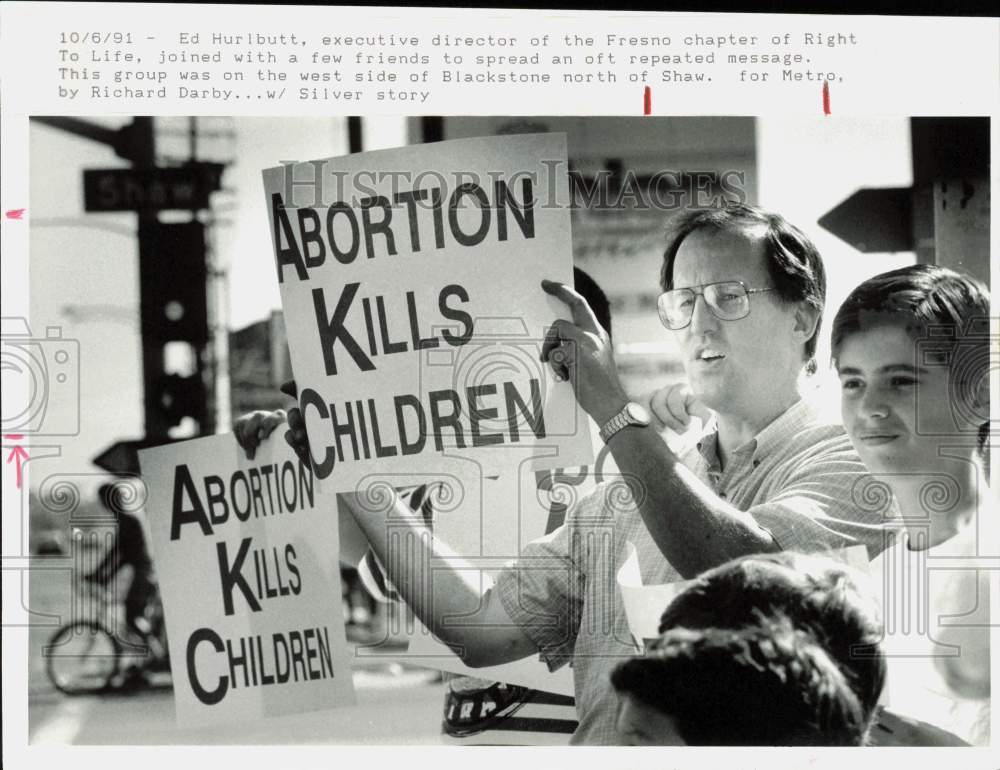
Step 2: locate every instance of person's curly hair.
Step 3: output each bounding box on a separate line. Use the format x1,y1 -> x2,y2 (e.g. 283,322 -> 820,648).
612,613 -> 867,746
656,551 -> 885,727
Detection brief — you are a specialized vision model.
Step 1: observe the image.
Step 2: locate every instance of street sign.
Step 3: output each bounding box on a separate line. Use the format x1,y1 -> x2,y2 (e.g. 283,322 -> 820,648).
83,163 -> 224,212
818,187 -> 913,253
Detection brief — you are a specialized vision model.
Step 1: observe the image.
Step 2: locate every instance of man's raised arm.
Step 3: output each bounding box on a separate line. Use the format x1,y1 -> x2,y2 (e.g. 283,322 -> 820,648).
540,280 -> 778,578
234,401 -> 537,668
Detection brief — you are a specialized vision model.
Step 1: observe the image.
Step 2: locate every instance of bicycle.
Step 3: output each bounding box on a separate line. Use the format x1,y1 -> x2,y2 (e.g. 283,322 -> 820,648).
45,574 -> 170,695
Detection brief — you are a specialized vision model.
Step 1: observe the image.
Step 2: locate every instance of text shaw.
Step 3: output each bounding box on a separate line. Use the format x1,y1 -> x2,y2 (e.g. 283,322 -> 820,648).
139,434 -> 355,728
262,133 -> 593,490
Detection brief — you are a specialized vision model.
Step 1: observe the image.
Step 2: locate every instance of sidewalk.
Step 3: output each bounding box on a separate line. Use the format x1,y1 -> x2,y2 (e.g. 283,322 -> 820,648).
30,656 -> 445,745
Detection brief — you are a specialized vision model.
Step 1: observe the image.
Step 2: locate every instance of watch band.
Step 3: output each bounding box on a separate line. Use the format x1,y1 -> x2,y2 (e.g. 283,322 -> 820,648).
598,411 -> 630,443
599,402 -> 650,444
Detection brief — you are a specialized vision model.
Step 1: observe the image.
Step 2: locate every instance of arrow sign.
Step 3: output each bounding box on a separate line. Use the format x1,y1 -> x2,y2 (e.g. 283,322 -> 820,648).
93,438 -> 177,475
818,187 -> 913,253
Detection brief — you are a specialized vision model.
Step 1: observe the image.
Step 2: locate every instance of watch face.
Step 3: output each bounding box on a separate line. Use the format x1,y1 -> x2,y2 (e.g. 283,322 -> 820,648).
625,401 -> 652,426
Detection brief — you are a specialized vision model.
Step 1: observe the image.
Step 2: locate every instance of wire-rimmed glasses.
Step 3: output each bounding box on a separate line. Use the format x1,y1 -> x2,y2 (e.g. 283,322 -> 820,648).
657,281 -> 776,330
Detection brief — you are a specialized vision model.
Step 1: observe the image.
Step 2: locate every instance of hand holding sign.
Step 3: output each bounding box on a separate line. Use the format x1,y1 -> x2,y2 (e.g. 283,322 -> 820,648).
232,381 -> 314,467
277,380 -> 313,467
233,409 -> 288,460
540,279 -> 629,427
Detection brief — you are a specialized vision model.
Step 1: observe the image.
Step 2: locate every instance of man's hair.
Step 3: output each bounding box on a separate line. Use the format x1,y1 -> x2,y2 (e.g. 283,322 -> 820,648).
660,203 -> 827,372
830,264 -> 990,435
611,616 -> 867,746
657,551 -> 885,727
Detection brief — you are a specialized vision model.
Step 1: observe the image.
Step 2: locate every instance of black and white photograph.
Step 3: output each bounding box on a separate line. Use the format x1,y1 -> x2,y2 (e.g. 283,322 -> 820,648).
15,113 -> 992,748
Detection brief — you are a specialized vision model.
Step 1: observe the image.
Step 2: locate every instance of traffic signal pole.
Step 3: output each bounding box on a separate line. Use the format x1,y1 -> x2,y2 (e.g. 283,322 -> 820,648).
35,117 -> 215,470
129,118 -> 173,442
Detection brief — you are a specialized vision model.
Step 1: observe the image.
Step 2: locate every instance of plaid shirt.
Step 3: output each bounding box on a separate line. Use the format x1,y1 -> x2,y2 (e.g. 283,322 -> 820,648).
495,398 -> 892,745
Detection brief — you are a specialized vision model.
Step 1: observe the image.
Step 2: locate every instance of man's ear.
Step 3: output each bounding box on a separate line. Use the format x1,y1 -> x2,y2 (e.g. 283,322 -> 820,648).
792,302 -> 821,343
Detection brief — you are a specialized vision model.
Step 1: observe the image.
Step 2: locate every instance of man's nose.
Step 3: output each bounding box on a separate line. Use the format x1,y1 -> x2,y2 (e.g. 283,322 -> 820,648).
859,385 -> 890,419
688,293 -> 719,335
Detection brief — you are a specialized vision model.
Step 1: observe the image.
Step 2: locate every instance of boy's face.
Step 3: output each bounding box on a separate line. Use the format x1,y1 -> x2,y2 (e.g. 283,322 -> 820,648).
614,693 -> 685,745
836,323 -> 958,475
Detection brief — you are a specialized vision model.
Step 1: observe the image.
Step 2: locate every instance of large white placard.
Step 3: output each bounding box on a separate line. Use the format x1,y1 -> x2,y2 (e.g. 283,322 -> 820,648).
138,433 -> 355,728
262,133 -> 593,493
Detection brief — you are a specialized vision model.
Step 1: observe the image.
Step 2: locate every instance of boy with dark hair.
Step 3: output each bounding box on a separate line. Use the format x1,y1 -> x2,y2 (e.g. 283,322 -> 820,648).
612,614 -> 868,746
832,264 -> 992,746
657,550 -> 886,725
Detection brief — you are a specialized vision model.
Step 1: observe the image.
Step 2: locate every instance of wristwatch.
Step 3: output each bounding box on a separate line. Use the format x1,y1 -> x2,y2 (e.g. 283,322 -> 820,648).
599,401 -> 652,444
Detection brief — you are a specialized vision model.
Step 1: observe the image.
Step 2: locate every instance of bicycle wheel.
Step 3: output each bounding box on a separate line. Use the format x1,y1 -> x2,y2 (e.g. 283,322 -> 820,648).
45,621 -> 120,695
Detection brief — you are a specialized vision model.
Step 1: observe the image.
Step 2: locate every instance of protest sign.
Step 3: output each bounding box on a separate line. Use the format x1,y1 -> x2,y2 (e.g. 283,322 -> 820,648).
262,133 -> 593,493
138,433 -> 355,728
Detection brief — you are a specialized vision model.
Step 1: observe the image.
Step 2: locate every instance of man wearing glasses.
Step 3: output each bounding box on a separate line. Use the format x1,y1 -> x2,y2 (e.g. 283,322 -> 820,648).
537,202 -> 887,575
496,202 -> 885,743
243,203 -> 888,745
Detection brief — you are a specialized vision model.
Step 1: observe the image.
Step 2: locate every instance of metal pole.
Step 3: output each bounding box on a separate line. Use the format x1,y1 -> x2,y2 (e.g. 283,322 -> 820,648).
131,117 -> 170,442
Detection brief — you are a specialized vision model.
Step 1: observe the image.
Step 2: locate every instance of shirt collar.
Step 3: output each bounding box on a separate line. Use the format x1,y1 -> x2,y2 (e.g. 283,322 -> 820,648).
695,398 -> 814,466
753,398 -> 815,458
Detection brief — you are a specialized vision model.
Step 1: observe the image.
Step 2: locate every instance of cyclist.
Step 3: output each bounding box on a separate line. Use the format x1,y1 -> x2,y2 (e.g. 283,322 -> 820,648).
83,482 -> 158,642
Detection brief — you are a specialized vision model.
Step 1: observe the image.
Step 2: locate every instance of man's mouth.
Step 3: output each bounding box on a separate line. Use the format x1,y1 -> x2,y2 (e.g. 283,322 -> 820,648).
694,348 -> 725,363
857,433 -> 900,446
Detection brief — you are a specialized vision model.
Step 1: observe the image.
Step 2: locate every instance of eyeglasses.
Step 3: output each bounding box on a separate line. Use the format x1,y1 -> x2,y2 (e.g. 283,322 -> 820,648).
657,281 -> 776,330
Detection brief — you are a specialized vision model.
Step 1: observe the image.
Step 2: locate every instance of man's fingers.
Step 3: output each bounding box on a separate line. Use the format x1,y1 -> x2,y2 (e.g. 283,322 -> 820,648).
279,379 -> 298,399
284,407 -> 311,463
652,384 -> 713,431
540,322 -> 563,362
286,406 -> 305,432
233,413 -> 256,449
685,393 -> 713,422
649,386 -> 690,432
234,410 -> 289,460
234,412 -> 265,459
541,279 -> 602,334
540,321 -> 574,380
257,410 -> 287,441
283,429 -> 309,465
664,385 -> 694,430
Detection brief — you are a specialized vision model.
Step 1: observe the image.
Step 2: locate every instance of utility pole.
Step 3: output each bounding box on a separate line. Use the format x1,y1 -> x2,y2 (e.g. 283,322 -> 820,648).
35,117 -> 220,472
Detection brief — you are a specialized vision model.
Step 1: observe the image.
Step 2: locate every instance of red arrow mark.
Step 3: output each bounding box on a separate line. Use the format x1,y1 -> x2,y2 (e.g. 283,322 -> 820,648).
5,208 -> 26,220
643,86 -> 652,115
822,82 -> 831,115
4,434 -> 29,489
